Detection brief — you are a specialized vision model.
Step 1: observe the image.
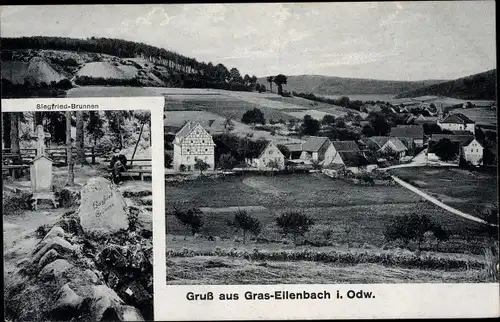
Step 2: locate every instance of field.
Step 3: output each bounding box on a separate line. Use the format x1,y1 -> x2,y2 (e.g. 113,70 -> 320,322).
166,173 -> 490,254
389,167 -> 498,215
449,107 -> 497,126
321,94 -> 396,102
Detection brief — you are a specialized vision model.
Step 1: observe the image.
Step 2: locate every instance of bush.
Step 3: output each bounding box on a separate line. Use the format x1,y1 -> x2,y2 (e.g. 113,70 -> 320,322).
304,225 -> 334,246
3,191 -> 33,215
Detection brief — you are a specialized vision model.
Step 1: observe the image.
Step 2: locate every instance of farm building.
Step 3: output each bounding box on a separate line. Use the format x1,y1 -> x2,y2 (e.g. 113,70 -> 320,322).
379,138 -> 408,160
363,136 -> 390,150
437,113 -> 475,135
300,136 -> 335,165
390,125 -> 424,148
427,133 -> 483,166
172,121 -> 215,171
245,141 -> 285,170
414,114 -> 439,127
331,151 -> 370,173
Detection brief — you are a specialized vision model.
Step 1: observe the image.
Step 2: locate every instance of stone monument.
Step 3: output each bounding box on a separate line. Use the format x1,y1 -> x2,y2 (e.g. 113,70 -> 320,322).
78,177 -> 129,234
30,125 -> 58,210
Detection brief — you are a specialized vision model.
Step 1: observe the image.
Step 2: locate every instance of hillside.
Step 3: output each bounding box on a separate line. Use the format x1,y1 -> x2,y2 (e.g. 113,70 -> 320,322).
257,75 -> 446,95
395,69 -> 497,100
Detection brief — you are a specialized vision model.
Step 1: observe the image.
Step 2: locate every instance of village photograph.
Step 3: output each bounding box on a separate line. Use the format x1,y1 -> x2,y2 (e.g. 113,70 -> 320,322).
2,108 -> 154,321
0,2 -> 498,290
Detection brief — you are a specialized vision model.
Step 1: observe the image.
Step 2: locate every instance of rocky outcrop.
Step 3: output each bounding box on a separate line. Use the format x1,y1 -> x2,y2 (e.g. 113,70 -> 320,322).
5,181 -> 153,321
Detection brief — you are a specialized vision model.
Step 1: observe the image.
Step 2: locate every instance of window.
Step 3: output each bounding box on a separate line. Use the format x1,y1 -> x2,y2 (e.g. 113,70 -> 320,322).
202,140 -> 205,143
187,149 -> 190,152
205,149 -> 208,152
191,140 -> 193,143
262,158 -> 266,163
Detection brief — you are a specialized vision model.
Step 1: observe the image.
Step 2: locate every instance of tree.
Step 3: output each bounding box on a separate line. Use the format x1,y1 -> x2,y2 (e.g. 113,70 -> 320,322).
65,111 -> 75,186
300,115 -> 320,136
255,83 -> 261,92
223,117 -> 235,133
276,211 -> 315,245
431,224 -> 449,251
243,74 -> 251,86
194,158 -> 210,175
369,112 -> 391,136
362,124 -> 376,137
274,74 -> 287,96
2,113 -> 11,149
173,207 -> 204,239
384,214 -> 434,250
10,113 -> 21,173
259,84 -> 266,93
322,114 -> 335,125
229,67 -> 242,83
226,209 -> 261,244
75,111 -> 86,165
219,153 -> 237,170
338,96 -> 350,108
241,108 -> 265,128
85,111 -> 104,146
266,76 -> 274,93
433,138 -> 459,162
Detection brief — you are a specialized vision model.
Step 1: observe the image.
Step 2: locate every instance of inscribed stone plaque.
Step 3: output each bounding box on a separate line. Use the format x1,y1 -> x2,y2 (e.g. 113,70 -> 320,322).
78,177 -> 128,234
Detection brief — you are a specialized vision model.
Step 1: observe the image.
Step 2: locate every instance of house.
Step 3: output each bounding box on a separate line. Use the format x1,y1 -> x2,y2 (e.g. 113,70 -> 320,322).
427,133 -> 483,166
437,113 -> 475,135
283,142 -> 303,160
379,138 -> 408,159
173,121 -> 215,171
414,114 -> 439,127
390,125 -> 424,148
300,136 -> 335,165
246,141 -> 285,170
363,136 -> 390,150
331,151 -> 370,173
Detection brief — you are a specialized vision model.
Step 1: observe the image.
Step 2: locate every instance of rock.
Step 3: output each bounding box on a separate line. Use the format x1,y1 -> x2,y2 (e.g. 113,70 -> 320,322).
38,249 -> 60,269
121,280 -> 151,306
89,285 -> 125,321
84,269 -> 100,284
119,305 -> 144,321
57,216 -> 84,235
32,237 -> 75,264
128,245 -> 146,271
42,226 -> 66,241
50,283 -> 84,320
39,259 -> 73,278
78,177 -> 129,235
16,257 -> 30,267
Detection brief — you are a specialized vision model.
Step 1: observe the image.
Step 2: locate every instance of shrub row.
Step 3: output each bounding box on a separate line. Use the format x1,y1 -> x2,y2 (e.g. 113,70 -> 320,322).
166,248 -> 485,271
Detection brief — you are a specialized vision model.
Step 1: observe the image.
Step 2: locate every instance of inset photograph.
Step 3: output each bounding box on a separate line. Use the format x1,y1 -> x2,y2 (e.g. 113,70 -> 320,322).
3,109 -> 153,321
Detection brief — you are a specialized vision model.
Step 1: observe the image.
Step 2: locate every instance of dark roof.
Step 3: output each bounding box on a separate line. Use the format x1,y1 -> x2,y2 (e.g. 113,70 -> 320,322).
284,143 -> 304,152
247,140 -> 271,159
302,137 -> 330,152
430,134 -> 475,146
384,138 -> 408,152
441,113 -> 475,124
428,140 -> 461,154
331,140 -> 360,152
390,125 -> 424,139
451,130 -> 474,135
175,121 -> 195,140
366,136 -> 390,149
339,151 -> 369,167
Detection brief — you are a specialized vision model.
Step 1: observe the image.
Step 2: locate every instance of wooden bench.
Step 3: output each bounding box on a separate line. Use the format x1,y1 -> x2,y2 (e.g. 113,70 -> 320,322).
107,158 -> 152,181
2,164 -> 31,179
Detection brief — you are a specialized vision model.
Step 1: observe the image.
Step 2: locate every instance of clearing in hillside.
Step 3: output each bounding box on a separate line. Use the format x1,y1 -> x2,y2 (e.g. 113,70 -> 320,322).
77,61 -> 137,79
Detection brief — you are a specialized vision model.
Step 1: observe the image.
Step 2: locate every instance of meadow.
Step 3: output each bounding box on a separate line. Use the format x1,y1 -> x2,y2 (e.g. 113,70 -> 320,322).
449,107 -> 497,126
165,173 -> 491,255
390,167 -> 498,215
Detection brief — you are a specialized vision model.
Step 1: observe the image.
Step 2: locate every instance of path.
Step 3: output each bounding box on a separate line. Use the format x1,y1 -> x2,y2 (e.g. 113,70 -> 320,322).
390,175 -> 493,225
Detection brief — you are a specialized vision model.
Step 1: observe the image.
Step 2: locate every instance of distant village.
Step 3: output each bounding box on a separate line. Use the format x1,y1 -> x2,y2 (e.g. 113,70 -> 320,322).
164,95 -> 497,177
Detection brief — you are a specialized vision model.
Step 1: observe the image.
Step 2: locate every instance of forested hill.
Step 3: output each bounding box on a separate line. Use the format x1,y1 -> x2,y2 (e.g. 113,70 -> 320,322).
394,69 -> 497,100
1,36 -> 257,95
257,75 -> 446,95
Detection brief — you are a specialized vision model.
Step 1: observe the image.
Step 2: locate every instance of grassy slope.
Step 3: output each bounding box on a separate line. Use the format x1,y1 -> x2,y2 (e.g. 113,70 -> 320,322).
395,69 -> 496,100
257,75 -> 446,95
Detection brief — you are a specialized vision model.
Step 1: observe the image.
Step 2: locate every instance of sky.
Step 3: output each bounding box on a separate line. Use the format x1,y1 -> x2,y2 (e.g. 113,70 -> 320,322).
0,2 -> 496,81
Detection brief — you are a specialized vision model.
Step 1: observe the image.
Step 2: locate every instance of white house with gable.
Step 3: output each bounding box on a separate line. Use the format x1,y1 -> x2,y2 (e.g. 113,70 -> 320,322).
462,138 -> 484,166
173,121 -> 215,171
246,141 -> 285,170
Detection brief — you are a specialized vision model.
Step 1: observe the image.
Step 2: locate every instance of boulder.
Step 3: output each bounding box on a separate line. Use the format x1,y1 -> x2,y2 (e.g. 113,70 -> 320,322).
38,249 -> 60,269
78,177 -> 129,235
33,237 -> 76,264
39,259 -> 73,279
49,283 -> 84,320
83,269 -> 100,284
89,285 -> 144,321
42,226 -> 66,242
99,245 -> 128,268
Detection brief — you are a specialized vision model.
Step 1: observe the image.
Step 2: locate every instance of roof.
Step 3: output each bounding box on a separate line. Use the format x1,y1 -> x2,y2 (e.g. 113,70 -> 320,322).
247,140 -> 272,159
441,113 -> 475,124
366,136 -> 390,149
430,134 -> 475,146
302,137 -> 330,152
390,125 -> 424,139
451,130 -> 474,135
338,151 -> 369,167
175,121 -> 195,140
283,143 -> 304,152
331,140 -> 360,152
384,138 -> 408,152
428,139 -> 461,154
